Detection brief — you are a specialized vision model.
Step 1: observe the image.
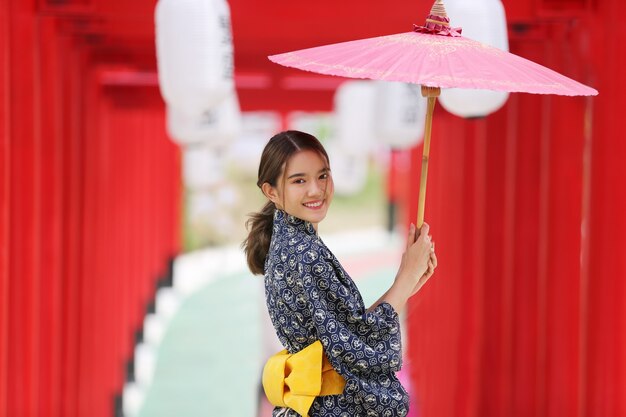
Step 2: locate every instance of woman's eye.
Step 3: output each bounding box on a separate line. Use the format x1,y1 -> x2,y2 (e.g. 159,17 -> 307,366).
319,173 -> 329,180
293,179 -> 305,184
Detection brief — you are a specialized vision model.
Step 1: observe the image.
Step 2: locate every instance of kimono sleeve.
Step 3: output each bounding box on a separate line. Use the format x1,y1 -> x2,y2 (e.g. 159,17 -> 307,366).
294,248 -> 403,378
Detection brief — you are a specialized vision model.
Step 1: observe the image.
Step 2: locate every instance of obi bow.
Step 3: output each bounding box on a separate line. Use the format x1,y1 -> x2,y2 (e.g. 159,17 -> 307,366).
262,341 -> 346,417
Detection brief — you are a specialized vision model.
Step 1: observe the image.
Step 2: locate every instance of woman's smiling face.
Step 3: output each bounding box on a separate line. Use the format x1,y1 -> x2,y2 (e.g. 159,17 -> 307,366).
264,150 -> 334,229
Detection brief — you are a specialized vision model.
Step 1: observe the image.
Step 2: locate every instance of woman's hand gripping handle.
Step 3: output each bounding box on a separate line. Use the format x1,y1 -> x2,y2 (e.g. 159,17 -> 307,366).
367,222 -> 438,314
396,222 -> 438,297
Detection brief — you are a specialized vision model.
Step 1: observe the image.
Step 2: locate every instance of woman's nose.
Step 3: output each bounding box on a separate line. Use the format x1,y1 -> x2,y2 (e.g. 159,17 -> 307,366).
307,180 -> 324,197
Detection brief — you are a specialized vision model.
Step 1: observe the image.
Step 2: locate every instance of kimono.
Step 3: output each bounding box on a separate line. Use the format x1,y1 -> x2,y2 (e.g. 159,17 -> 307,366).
264,209 -> 410,417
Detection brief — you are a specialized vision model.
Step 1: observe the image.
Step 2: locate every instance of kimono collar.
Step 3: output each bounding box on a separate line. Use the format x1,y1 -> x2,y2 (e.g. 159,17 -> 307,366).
274,209 -> 317,236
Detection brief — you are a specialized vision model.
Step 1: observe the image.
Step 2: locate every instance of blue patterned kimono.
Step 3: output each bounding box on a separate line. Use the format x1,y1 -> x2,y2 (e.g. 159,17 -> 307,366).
264,210 -> 410,417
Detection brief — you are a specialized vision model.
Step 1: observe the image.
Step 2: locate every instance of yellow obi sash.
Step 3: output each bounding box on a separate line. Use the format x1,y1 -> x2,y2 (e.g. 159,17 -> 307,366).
262,341 -> 346,417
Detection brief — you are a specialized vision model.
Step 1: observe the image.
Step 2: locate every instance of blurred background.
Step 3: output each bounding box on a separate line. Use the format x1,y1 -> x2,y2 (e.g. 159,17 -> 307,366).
1,0 -> 625,416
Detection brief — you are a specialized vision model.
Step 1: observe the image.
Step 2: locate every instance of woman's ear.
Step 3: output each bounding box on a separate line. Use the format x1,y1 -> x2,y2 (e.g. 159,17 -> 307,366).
261,182 -> 280,206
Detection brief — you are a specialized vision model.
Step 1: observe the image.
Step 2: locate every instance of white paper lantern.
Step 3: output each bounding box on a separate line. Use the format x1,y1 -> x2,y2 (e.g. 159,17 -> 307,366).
439,0 -> 509,118
182,144 -> 225,189
155,0 -> 234,114
375,81 -> 427,149
327,143 -> 368,196
166,92 -> 242,147
334,81 -> 377,155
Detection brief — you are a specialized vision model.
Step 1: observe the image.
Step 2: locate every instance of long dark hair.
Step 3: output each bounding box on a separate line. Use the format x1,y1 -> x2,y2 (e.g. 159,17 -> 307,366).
242,130 -> 330,275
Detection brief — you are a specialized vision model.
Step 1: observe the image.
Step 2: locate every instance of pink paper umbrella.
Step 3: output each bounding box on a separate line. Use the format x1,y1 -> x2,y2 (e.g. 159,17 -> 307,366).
269,0 -> 598,227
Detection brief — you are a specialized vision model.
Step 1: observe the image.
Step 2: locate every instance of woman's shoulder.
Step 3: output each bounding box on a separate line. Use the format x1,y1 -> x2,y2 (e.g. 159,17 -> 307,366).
269,227 -> 326,265
271,214 -> 320,250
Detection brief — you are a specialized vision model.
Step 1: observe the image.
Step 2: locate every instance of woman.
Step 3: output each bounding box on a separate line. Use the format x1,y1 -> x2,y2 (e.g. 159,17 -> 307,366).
243,130 -> 437,417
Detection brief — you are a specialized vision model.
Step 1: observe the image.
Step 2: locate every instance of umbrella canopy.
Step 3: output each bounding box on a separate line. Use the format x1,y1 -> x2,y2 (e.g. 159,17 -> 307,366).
268,0 -> 598,227
269,32 -> 597,96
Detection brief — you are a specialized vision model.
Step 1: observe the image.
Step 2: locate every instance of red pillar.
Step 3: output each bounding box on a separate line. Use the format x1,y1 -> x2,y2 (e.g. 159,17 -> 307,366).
6,0 -> 41,415
582,0 -> 626,415
59,29 -> 89,417
0,0 -> 10,412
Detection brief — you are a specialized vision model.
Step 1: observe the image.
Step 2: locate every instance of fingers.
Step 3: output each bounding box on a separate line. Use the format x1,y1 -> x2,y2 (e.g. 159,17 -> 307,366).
409,222 -> 432,247
405,222 -> 437,281
425,252 -> 437,278
412,244 -> 439,295
418,223 -> 434,252
421,260 -> 435,283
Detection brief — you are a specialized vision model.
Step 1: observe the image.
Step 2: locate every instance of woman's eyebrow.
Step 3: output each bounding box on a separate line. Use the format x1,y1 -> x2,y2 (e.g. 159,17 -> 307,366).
287,168 -> 328,179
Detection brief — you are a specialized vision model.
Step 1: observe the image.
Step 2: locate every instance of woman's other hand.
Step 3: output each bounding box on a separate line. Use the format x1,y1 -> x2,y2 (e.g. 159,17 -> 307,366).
370,222 -> 438,314
396,222 -> 437,296
411,241 -> 437,296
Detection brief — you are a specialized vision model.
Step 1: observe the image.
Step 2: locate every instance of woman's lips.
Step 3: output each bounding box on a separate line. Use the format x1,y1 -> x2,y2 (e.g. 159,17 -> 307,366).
303,200 -> 324,210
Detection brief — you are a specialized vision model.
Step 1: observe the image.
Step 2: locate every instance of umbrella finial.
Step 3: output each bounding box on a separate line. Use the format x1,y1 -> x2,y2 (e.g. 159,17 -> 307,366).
414,0 -> 462,37
430,0 -> 448,19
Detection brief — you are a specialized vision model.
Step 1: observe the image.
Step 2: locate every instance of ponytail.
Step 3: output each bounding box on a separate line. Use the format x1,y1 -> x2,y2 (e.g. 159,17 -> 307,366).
243,201 -> 275,275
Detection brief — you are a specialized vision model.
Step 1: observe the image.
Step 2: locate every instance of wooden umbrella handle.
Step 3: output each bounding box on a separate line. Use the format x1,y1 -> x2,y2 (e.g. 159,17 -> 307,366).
417,86 -> 440,229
